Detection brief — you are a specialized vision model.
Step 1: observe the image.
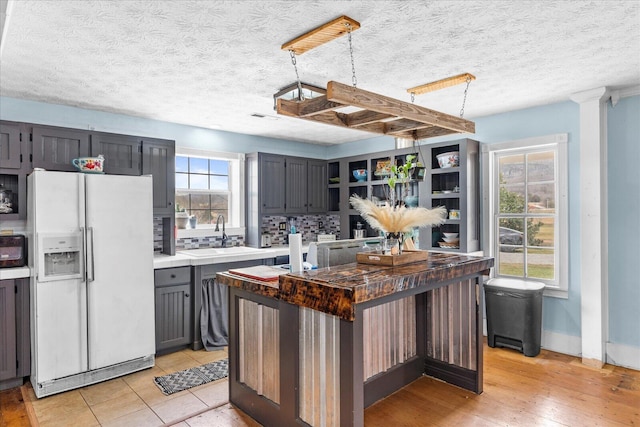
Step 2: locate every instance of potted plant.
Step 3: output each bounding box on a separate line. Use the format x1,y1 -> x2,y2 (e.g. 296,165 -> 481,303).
385,154 -> 422,207
175,204 -> 189,229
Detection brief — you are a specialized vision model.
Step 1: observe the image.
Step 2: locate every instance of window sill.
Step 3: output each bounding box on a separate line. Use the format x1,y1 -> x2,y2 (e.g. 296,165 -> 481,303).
543,287 -> 568,299
177,227 -> 245,239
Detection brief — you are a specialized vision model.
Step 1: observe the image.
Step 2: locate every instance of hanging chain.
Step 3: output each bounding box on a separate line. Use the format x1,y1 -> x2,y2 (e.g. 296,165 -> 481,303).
346,23 -> 358,87
459,76 -> 472,118
289,50 -> 305,101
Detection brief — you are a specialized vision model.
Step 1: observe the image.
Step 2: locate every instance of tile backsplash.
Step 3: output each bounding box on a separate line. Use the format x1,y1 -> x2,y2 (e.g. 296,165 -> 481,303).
153,217 -> 164,253
154,213 -> 341,253
261,214 -> 340,246
176,233 -> 244,250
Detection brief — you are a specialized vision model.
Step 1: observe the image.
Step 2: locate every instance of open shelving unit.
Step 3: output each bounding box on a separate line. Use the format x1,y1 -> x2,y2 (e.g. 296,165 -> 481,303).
327,139 -> 479,250
419,139 -> 479,253
329,147 -> 425,240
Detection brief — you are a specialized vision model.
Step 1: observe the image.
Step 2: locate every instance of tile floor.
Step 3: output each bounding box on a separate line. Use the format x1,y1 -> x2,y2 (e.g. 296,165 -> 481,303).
22,347 -> 245,427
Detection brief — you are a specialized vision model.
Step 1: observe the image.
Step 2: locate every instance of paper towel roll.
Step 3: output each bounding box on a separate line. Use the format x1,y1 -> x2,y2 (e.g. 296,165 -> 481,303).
289,234 -> 304,272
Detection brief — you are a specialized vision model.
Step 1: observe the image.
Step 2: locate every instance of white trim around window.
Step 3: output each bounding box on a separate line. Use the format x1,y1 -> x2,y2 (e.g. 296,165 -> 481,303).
481,133 -> 569,298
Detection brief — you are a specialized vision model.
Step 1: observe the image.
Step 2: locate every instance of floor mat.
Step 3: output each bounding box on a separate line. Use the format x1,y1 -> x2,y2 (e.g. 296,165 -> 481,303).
154,358 -> 228,395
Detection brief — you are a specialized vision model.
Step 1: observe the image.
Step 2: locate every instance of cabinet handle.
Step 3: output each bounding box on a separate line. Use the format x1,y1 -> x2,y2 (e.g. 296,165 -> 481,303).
170,274 -> 176,278
185,293 -> 190,298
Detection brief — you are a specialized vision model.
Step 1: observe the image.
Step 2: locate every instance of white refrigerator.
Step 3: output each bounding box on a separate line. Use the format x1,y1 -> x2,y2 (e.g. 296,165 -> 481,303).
27,170 -> 155,398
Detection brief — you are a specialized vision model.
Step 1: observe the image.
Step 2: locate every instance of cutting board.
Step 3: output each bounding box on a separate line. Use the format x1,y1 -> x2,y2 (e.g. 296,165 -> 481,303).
228,265 -> 285,282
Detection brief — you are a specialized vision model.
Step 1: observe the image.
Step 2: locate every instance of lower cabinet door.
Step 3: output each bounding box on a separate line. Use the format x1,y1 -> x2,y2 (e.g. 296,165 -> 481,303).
0,280 -> 16,381
155,284 -> 191,352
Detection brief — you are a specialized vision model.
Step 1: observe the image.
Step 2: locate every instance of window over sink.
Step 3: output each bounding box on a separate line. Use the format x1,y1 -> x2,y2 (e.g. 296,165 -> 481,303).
175,148 -> 244,229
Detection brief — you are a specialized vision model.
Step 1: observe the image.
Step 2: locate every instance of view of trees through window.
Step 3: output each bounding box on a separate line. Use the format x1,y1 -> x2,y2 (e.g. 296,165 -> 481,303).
497,150 -> 556,280
175,156 -> 229,225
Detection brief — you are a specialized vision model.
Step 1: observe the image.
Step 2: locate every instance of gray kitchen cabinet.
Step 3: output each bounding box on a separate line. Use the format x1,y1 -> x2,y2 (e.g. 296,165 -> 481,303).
307,159 -> 328,213
90,132 -> 142,176
154,267 -> 192,354
0,278 -> 30,391
0,121 -> 28,220
142,138 -> 175,216
285,156 -> 307,214
0,121 -> 22,170
258,153 -> 286,214
0,280 -> 16,382
31,125 -> 90,172
246,152 -> 327,247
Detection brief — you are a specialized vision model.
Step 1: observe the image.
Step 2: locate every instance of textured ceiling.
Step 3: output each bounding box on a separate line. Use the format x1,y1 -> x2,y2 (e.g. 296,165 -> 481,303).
1,0 -> 639,145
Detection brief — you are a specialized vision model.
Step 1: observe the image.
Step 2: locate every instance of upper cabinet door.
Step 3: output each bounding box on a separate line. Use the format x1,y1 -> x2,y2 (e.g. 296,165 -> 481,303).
307,159 -> 327,213
285,157 -> 307,214
90,133 -> 142,175
31,126 -> 90,172
0,122 -> 23,170
142,138 -> 175,215
259,153 -> 285,215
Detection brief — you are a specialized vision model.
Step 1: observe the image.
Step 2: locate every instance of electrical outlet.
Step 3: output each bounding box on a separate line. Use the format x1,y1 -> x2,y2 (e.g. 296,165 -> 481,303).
279,222 -> 286,230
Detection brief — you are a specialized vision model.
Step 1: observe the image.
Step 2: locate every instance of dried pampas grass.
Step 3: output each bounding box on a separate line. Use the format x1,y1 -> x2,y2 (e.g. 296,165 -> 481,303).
349,195 -> 446,234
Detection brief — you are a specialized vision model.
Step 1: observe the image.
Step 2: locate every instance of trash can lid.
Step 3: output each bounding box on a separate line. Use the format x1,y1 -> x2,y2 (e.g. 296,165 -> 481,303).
486,278 -> 546,291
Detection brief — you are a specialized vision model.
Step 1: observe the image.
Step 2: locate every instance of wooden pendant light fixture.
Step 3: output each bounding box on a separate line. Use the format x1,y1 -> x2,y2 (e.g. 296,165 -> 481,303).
276,16 -> 475,140
407,73 -> 476,95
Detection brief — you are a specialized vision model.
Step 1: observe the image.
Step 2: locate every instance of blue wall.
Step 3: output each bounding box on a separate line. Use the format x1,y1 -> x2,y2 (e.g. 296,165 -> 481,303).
607,96 -> 640,348
0,96 -> 328,158
2,94 -> 638,350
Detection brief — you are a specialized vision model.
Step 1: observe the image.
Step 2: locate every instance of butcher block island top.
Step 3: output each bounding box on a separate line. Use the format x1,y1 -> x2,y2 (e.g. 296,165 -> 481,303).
216,252 -> 494,321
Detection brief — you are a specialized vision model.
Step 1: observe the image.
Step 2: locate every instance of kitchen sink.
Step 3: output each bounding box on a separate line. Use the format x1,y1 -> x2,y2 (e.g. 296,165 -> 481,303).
178,246 -> 264,258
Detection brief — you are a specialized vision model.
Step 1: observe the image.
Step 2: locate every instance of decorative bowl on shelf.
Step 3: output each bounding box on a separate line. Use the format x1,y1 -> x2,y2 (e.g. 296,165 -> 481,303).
436,151 -> 460,168
352,169 -> 367,182
443,232 -> 458,239
404,195 -> 419,207
438,241 -> 459,249
329,177 -> 340,184
448,209 -> 460,220
442,237 -> 460,244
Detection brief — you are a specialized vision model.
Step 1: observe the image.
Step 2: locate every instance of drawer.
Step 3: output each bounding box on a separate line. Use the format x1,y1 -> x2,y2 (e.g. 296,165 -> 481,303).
154,266 -> 191,287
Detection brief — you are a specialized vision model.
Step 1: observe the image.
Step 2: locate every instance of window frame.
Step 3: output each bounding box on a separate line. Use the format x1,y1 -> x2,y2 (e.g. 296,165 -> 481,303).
482,134 -> 569,298
175,147 -> 245,230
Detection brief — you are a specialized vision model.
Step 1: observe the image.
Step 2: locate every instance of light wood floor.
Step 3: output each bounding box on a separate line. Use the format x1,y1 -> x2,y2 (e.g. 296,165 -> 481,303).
2,344 -> 639,426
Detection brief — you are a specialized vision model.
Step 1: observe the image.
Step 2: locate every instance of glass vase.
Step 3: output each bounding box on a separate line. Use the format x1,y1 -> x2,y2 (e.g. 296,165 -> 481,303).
384,232 -> 403,255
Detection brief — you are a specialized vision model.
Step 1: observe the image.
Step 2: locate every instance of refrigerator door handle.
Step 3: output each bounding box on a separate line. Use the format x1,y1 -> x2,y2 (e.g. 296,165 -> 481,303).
87,227 -> 95,282
80,227 -> 86,281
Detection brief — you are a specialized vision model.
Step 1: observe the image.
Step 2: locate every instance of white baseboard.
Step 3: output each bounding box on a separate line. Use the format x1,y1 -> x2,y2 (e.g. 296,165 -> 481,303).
483,319 -> 639,370
541,330 -> 582,356
606,342 -> 640,370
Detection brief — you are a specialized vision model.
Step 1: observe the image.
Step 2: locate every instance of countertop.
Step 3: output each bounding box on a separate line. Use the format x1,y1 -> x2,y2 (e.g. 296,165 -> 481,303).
153,245 -> 308,269
0,266 -> 30,280
1,246 -> 309,278
217,252 -> 494,321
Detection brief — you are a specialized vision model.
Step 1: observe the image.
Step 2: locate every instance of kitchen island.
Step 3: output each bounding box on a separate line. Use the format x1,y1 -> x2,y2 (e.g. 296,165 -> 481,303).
216,252 -> 494,427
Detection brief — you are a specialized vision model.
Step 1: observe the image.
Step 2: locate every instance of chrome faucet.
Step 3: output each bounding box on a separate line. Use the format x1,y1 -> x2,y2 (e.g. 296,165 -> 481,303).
215,214 -> 228,247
